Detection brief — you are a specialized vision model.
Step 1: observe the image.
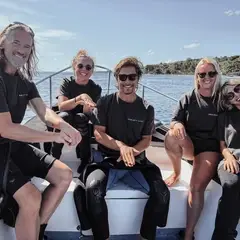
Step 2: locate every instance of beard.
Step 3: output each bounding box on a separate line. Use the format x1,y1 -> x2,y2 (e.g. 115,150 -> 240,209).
4,51 -> 27,69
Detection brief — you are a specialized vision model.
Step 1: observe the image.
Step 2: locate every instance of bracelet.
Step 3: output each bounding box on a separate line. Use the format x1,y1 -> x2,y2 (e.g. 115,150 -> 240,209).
74,97 -> 77,103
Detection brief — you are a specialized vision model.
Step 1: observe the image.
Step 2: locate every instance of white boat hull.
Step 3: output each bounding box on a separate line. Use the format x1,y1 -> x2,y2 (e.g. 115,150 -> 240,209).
0,142 -> 228,240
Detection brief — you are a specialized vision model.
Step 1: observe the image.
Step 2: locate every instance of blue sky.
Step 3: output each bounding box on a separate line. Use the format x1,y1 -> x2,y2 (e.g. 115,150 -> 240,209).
0,0 -> 240,72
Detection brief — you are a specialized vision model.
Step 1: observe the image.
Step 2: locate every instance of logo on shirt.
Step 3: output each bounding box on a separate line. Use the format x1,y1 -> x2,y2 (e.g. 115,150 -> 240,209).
208,113 -> 218,117
19,93 -> 28,97
128,118 -> 144,123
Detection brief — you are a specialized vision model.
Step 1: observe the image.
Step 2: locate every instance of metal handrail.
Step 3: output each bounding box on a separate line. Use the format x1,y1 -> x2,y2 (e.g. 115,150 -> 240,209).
34,64 -> 178,108
139,83 -> 178,102
35,65 -> 112,107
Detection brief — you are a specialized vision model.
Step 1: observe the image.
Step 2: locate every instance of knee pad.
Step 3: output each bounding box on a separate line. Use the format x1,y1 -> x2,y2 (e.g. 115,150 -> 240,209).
86,180 -> 106,216
152,179 -> 170,205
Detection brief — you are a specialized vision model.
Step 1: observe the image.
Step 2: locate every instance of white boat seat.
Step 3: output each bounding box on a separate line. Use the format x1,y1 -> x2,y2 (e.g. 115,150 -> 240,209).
0,145 -> 223,240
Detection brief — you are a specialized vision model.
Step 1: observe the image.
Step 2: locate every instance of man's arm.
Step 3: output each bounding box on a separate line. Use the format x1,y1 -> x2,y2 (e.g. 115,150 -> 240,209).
94,125 -> 126,150
0,112 -> 58,143
28,97 -> 81,145
29,97 -> 67,129
132,135 -> 152,155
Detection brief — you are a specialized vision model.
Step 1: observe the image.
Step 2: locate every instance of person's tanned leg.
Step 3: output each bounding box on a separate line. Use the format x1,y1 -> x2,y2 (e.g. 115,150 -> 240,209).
38,160 -> 72,225
184,152 -> 219,240
13,182 -> 42,240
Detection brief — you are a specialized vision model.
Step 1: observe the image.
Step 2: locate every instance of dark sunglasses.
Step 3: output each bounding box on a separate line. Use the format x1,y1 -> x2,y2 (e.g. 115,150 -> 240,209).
118,74 -> 138,81
77,63 -> 92,71
5,21 -> 35,37
224,84 -> 240,101
198,71 -> 218,79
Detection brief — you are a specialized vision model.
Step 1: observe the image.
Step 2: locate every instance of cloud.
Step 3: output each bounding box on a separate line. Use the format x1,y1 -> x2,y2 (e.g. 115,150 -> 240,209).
147,49 -> 155,55
182,42 -> 200,49
224,10 -> 240,16
0,1 -> 37,15
37,29 -> 76,40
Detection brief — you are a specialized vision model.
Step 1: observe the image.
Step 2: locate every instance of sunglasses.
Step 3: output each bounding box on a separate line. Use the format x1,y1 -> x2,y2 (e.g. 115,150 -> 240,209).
118,74 -> 138,81
198,71 -> 217,79
224,84 -> 240,101
5,21 -> 35,37
77,63 -> 92,71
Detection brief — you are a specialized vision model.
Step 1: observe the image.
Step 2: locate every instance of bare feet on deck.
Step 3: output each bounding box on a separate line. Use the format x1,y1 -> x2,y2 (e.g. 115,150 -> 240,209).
164,172 -> 180,187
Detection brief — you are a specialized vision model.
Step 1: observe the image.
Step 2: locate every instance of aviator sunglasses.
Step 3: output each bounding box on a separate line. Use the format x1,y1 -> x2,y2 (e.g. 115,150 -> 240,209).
224,84 -> 240,101
118,74 -> 138,81
77,63 -> 92,71
197,71 -> 218,79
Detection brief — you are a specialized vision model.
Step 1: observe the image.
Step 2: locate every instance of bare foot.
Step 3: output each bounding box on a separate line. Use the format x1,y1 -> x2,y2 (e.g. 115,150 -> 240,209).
164,173 -> 180,187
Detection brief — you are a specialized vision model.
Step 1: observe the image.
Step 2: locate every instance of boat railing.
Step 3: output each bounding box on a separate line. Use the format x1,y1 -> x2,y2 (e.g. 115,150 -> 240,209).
35,65 -> 178,109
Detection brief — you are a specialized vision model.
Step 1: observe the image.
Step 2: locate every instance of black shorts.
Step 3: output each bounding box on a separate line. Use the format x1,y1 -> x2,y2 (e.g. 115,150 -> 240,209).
0,141 -> 56,196
191,138 -> 220,156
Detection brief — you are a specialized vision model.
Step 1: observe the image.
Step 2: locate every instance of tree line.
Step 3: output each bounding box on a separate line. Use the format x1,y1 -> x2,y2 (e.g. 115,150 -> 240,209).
145,55 -> 240,75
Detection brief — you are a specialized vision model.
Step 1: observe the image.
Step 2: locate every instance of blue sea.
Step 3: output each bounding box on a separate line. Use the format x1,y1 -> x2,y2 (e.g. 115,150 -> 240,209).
23,69 -> 229,125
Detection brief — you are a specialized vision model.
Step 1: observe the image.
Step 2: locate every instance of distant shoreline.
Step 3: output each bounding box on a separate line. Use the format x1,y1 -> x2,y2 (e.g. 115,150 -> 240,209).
145,55 -> 240,76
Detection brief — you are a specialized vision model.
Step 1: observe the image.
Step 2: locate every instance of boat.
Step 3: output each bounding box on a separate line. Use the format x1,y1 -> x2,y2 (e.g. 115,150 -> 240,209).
0,65 -> 231,239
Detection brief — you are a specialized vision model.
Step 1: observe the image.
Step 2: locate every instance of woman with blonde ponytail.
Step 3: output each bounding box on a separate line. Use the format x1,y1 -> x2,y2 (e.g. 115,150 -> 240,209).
51,49 -> 102,173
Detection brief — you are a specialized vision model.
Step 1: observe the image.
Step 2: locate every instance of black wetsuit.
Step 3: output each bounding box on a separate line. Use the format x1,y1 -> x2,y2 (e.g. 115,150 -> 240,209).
212,107 -> 240,240
172,89 -> 219,156
77,93 -> 170,240
0,70 -> 56,226
51,77 -> 102,171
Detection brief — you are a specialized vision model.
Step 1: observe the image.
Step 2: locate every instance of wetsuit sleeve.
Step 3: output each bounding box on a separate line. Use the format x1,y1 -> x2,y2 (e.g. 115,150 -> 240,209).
142,105 -> 155,136
171,94 -> 188,124
28,81 -> 41,100
0,78 -> 9,113
93,96 -> 107,127
218,112 -> 225,142
59,78 -> 70,98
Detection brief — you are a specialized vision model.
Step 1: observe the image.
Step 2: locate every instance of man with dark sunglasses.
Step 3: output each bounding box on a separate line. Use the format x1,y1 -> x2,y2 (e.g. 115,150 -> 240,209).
50,49 -> 102,173
76,57 -> 170,240
0,22 -> 81,240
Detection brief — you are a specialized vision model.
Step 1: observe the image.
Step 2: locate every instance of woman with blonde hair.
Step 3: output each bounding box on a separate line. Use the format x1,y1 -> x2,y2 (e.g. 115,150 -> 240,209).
51,49 -> 102,172
164,58 -> 222,239
212,79 -> 240,240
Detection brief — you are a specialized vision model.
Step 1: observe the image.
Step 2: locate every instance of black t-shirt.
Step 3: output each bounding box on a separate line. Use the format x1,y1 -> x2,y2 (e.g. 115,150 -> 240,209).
58,77 -> 102,115
218,107 -> 240,157
0,71 -> 40,123
0,70 -> 40,143
172,89 -> 218,141
94,93 -> 155,157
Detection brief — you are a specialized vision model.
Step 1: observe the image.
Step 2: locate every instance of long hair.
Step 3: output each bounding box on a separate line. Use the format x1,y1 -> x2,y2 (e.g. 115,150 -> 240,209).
194,57 -> 222,107
0,22 -> 38,80
219,79 -> 240,111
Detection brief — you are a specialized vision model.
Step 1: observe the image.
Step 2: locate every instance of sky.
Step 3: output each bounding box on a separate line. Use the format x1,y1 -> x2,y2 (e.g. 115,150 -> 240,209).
0,0 -> 240,72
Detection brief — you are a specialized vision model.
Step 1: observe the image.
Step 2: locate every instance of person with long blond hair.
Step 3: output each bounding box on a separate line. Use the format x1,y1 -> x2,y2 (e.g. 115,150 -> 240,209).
212,79 -> 240,240
51,49 -> 102,173
0,22 -> 81,240
164,58 -> 222,239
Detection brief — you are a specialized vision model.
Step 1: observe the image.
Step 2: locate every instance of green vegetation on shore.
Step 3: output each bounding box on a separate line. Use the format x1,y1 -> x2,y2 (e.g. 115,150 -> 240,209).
145,55 -> 240,75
